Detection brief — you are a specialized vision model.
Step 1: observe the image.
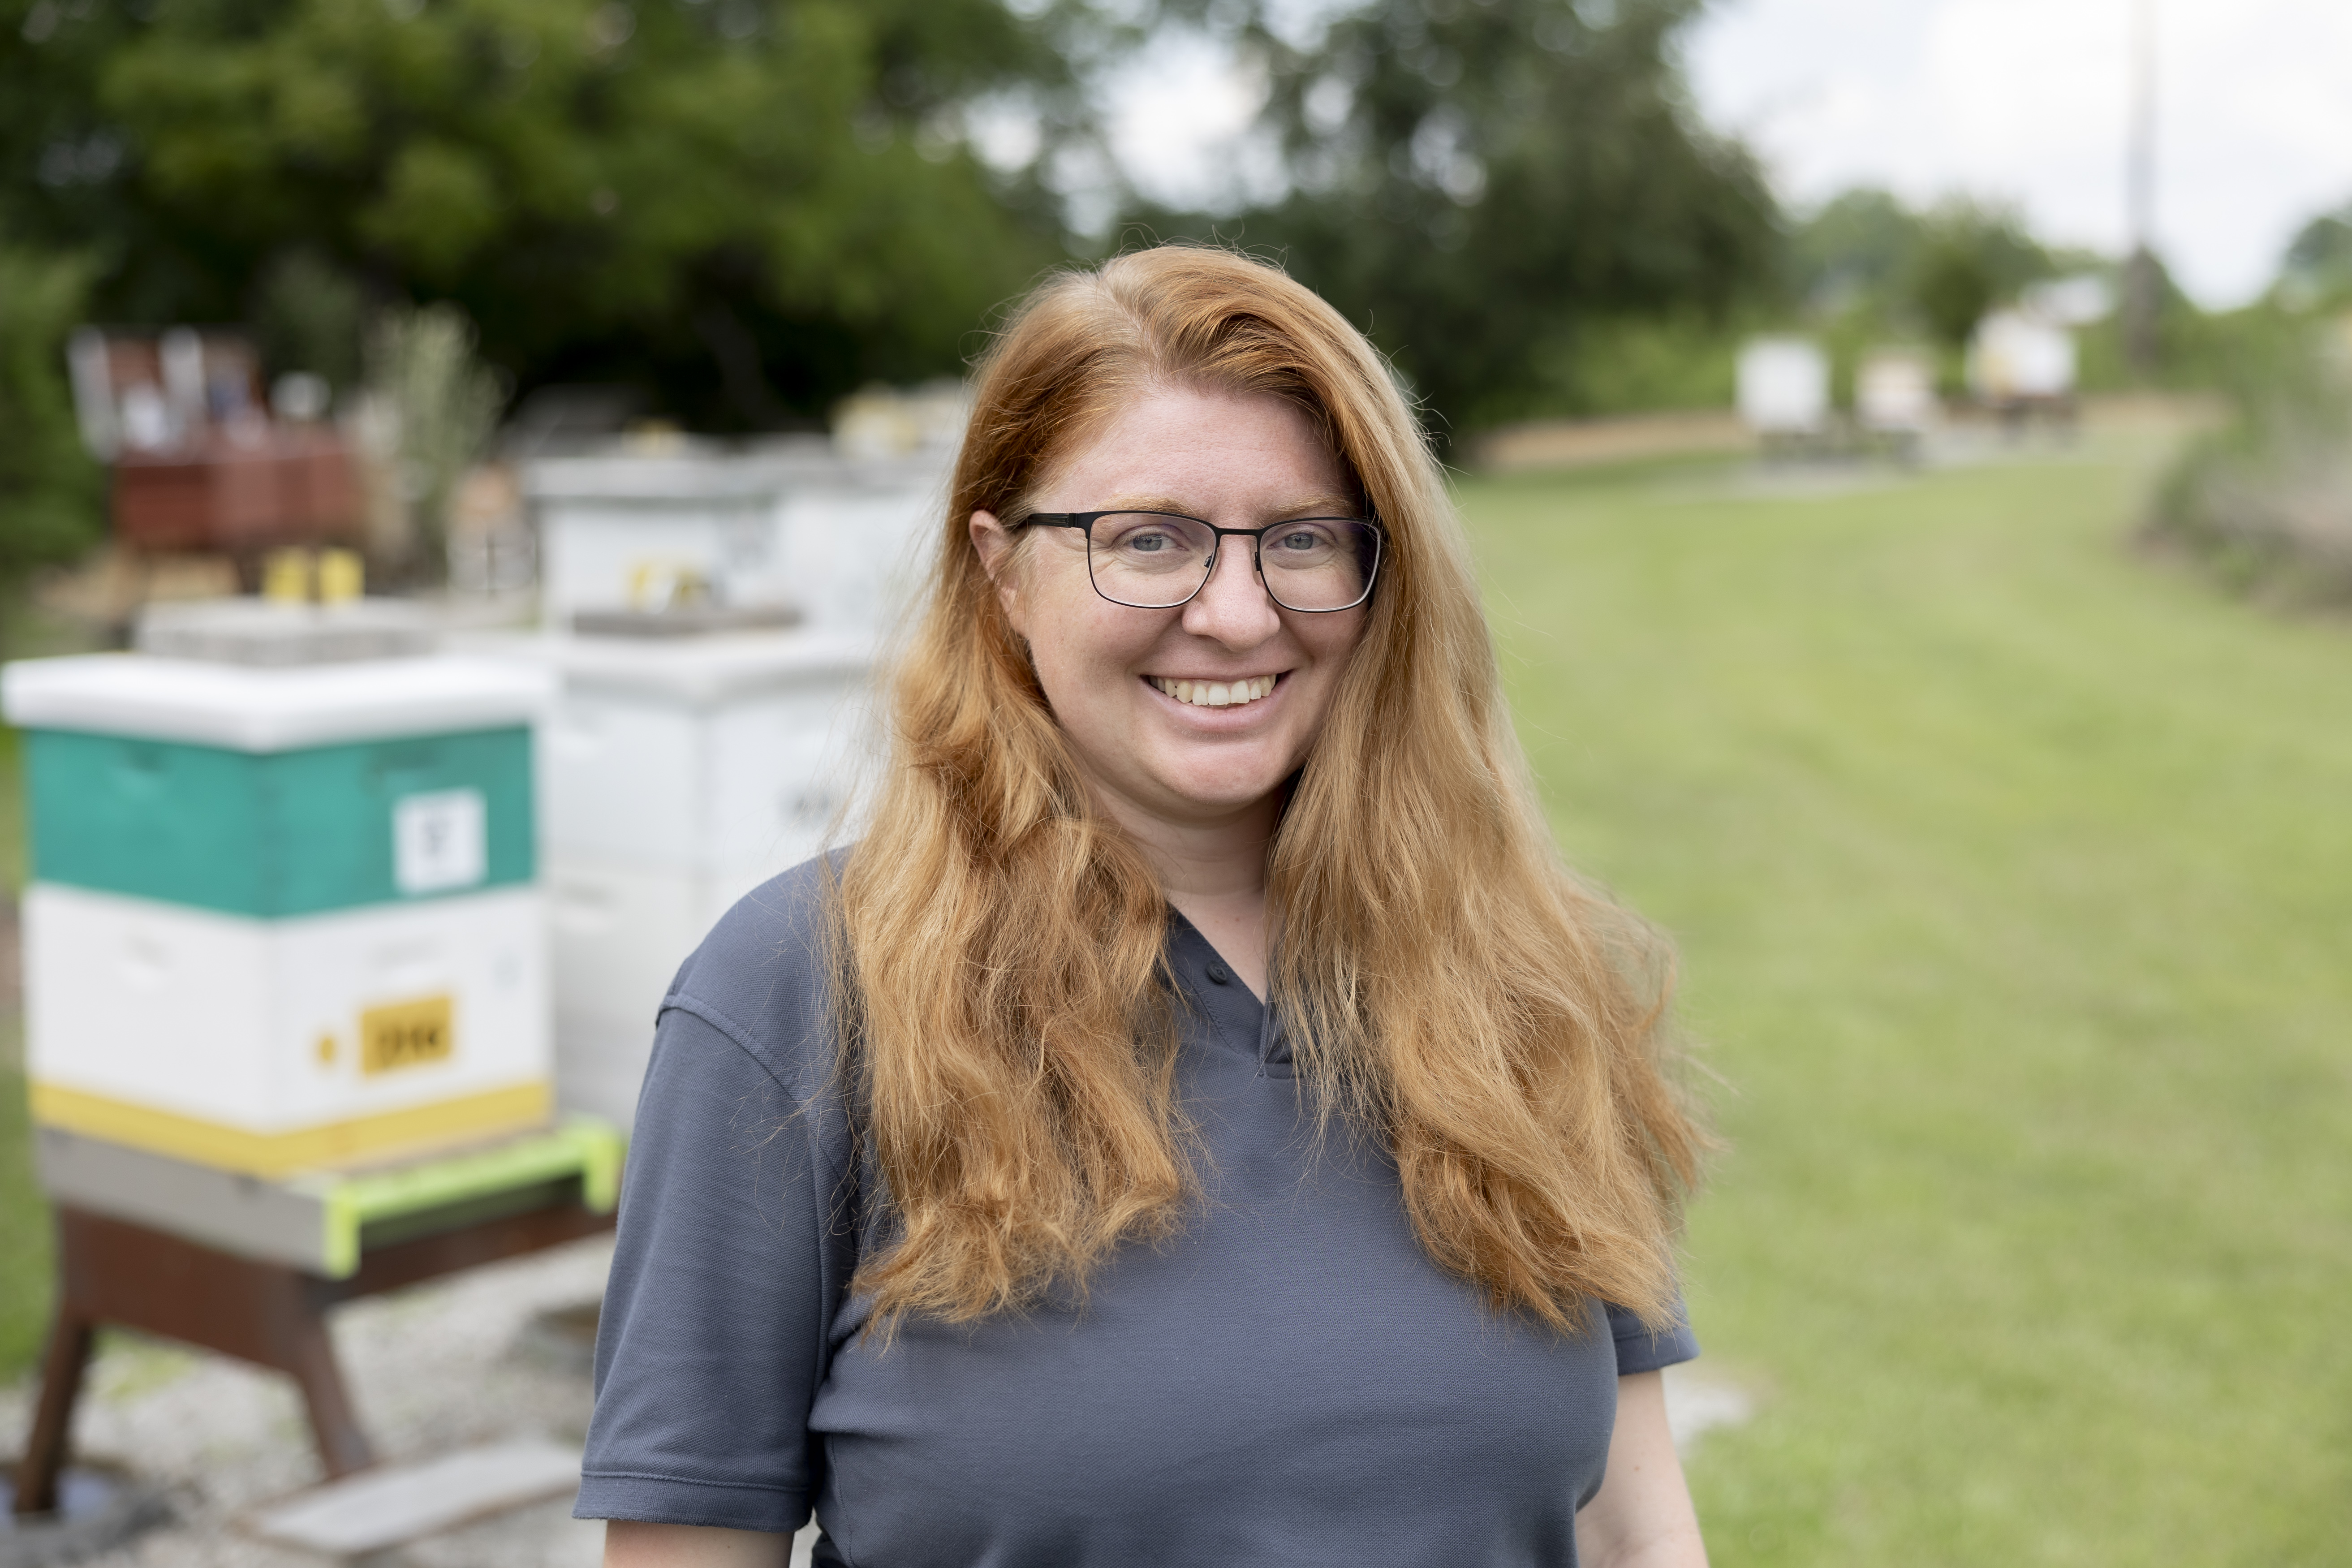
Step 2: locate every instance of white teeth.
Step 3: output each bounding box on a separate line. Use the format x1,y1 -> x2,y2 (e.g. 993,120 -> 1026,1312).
1154,675 -> 1279,706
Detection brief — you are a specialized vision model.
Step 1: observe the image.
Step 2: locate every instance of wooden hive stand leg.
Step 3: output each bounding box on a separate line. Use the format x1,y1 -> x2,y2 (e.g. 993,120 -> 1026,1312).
13,1309 -> 95,1516
280,1297 -> 375,1478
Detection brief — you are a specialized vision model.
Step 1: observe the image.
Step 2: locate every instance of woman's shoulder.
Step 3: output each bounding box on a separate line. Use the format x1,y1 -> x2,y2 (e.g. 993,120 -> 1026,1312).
657,852 -> 844,1102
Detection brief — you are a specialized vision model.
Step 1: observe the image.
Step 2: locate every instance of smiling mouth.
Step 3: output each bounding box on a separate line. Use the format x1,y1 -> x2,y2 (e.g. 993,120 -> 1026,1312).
1150,674 -> 1279,708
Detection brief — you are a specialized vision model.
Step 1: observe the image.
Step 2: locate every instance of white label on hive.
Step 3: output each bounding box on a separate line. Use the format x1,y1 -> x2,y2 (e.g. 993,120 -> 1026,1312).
393,789 -> 487,895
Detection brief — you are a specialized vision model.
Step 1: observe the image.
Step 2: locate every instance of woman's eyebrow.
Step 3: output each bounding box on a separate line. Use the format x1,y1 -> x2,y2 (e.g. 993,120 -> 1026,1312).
1096,493 -> 1362,519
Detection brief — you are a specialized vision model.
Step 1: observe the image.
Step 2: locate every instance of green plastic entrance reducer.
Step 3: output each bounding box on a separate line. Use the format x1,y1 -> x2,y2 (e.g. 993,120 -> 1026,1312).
301,1117 -> 625,1277
33,1117 -> 625,1279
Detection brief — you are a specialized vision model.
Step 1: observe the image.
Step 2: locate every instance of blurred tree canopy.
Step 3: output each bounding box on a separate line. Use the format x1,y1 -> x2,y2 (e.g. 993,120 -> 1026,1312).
1788,189 -> 2060,350
1,0 -> 1083,427
2281,200 -> 2352,308
4,0 -> 1792,444
0,237 -> 103,599
1139,0 -> 1777,435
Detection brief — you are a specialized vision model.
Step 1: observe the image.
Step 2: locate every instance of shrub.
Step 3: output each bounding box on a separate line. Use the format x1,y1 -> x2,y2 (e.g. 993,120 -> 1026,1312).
0,239 -> 103,616
2143,311 -> 2352,604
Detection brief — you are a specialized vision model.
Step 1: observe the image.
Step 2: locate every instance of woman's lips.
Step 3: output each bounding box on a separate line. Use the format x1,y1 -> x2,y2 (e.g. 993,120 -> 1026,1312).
1148,674 -> 1279,708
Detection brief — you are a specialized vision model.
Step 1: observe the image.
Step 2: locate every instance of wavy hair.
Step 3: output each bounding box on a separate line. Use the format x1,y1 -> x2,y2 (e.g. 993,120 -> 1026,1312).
835,245 -> 1703,1333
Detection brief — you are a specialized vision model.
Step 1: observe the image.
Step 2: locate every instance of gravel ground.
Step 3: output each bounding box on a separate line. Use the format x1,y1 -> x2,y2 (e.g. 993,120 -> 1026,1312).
2,1237 -> 616,1568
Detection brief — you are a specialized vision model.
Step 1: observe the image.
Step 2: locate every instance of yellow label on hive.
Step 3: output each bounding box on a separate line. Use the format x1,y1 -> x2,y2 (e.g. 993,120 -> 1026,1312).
361,994 -> 455,1076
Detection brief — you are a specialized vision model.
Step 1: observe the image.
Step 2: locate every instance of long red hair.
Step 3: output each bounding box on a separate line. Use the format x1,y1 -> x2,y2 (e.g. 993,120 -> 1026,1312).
834,245 -> 1703,1332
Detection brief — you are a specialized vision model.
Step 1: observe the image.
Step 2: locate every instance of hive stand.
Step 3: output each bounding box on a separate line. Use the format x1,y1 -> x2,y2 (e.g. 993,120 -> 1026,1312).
11,1197 -> 614,1517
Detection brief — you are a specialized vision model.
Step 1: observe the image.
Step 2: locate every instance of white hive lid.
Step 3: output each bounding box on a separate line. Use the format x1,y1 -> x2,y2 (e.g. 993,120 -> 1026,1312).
521,442 -> 948,506
1,653 -> 556,751
522,450 -> 811,505
457,628 -> 874,707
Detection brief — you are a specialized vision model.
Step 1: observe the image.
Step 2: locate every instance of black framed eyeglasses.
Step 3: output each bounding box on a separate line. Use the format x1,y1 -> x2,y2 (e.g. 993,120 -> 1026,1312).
1018,510 -> 1383,612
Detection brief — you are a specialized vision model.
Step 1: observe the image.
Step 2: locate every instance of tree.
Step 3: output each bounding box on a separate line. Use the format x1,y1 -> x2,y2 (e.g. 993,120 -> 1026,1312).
0,0 -> 1086,427
1902,198 -> 2052,352
1134,0 -> 1779,437
1788,187 -> 1917,315
2281,199 -> 2352,307
0,237 -> 103,613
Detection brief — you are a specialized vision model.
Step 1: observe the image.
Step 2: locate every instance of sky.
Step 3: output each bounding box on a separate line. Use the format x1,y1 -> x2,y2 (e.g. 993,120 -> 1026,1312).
1106,0 -> 2352,309
1684,0 -> 2352,306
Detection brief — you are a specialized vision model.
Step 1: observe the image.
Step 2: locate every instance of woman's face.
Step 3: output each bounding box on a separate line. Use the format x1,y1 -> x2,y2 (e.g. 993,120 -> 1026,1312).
972,384 -> 1370,835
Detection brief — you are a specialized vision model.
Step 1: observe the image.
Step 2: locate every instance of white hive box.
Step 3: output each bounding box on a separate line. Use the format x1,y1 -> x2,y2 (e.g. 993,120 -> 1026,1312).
4,651 -> 557,1178
1968,310 -> 2077,403
1857,347 -> 1938,435
528,448 -> 806,624
464,629 -> 873,1130
1736,336 -> 1831,437
767,459 -> 942,636
526,446 -> 943,638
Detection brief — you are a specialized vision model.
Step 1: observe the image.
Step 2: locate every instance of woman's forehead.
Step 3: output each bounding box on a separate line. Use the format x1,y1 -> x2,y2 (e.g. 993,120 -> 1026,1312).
1036,385 -> 1353,509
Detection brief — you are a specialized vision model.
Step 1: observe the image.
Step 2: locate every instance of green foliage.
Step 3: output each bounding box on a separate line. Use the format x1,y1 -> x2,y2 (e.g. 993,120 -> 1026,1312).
1,0 -> 1078,427
1537,311 -> 1745,418
1461,422 -> 2352,1563
0,238 -> 103,598
2280,199 -> 2352,310
1900,198 -> 2053,350
2142,306 -> 2352,602
1139,0 -> 1779,437
367,302 -> 508,578
1787,189 -> 2058,350
1787,187 -> 1914,314
252,249 -> 368,395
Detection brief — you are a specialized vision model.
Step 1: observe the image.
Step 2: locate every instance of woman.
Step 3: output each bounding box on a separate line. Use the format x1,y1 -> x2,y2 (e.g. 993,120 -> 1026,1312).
580,246 -> 1711,1567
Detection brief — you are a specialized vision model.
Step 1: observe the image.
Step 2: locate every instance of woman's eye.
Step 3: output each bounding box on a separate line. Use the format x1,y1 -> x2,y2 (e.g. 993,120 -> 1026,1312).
1273,528 -> 1325,552
1127,532 -> 1172,553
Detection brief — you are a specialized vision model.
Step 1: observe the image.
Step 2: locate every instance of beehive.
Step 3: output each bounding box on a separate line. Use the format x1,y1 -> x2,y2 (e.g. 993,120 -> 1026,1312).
525,445 -> 941,637
5,653 -> 556,1177
468,629 -> 870,1129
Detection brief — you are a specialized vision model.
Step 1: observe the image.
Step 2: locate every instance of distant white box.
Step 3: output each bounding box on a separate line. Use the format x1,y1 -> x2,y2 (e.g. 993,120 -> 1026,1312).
465,629 -> 874,1130
25,884 -> 550,1177
1856,348 -> 1938,434
1736,337 -> 1831,436
1968,310 -> 2076,402
2021,274 -> 2114,328
527,448 -> 945,637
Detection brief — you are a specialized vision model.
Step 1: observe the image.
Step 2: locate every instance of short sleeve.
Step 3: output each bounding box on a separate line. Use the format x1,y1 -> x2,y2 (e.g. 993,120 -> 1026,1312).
575,866 -> 857,1531
1605,1299 -> 1700,1377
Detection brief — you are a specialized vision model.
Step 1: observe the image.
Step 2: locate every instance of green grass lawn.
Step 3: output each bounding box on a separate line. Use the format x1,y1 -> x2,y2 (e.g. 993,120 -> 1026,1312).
0,721 -> 49,1381
1460,431 -> 2352,1564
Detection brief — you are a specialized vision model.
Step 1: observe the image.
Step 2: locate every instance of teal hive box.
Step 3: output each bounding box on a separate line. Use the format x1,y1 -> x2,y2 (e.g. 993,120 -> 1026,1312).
26,726 -> 532,917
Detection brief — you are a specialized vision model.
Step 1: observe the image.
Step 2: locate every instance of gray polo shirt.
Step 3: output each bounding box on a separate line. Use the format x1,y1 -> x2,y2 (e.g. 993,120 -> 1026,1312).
577,858 -> 1697,1565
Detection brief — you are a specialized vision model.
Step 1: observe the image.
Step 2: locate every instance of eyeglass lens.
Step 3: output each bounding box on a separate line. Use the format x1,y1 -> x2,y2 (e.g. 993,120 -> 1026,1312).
1086,514 -> 1379,611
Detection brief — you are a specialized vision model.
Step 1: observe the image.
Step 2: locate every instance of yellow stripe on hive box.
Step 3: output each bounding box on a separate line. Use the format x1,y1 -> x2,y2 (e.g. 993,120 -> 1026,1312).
27,1080 -> 554,1180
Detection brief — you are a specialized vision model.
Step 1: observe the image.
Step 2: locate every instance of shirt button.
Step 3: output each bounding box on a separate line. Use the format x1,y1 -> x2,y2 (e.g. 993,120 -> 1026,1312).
1206,963 -> 1231,985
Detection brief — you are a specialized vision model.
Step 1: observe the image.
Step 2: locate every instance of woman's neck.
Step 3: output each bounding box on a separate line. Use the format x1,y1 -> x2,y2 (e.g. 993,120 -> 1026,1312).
1094,792 -> 1276,1002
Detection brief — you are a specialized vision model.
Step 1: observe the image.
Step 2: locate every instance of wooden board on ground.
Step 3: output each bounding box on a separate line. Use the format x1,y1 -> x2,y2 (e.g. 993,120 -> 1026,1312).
241,1438 -> 583,1556
1476,409 -> 1753,474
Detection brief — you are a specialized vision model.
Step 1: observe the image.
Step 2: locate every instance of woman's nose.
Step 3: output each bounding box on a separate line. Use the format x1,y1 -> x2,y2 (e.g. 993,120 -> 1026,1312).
1180,542 -> 1282,646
